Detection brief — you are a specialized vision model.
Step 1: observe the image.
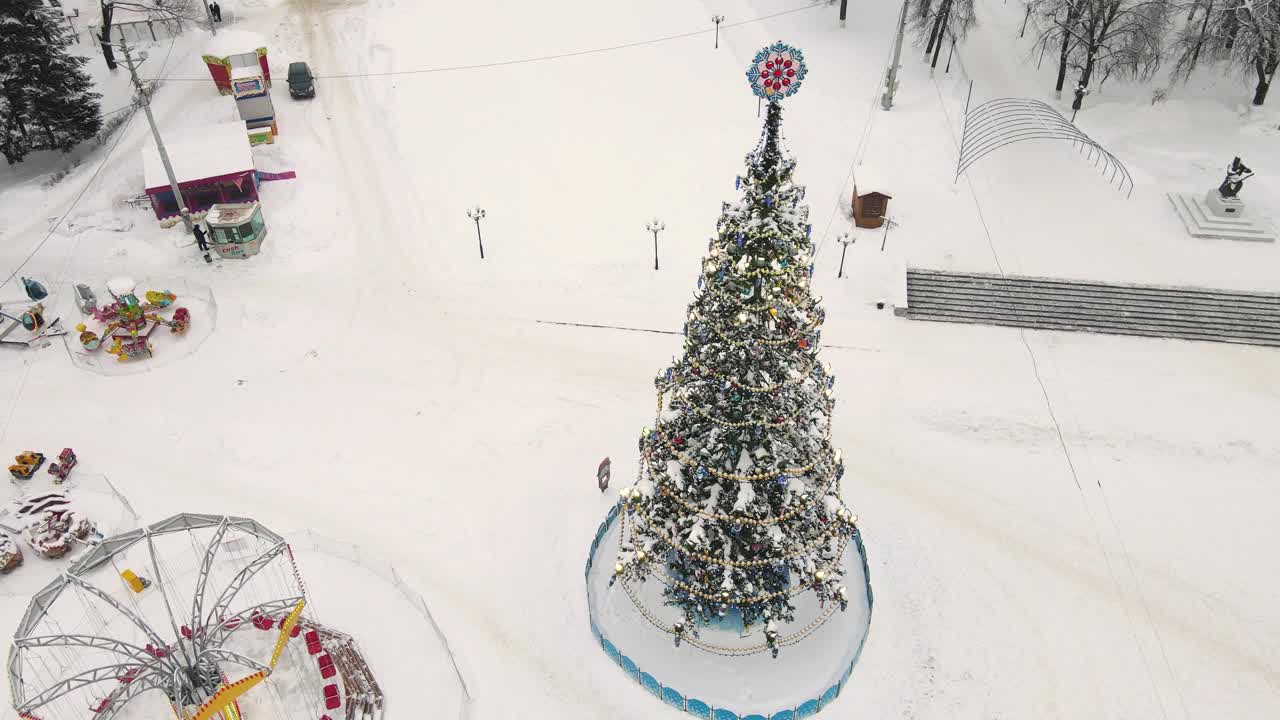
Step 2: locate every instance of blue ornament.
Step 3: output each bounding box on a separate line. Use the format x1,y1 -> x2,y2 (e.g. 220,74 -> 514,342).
695,467 -> 709,480
827,376 -> 835,389
666,368 -> 674,382
765,195 -> 774,207
776,475 -> 789,487
735,176 -> 741,190
806,224 -> 812,238
835,464 -> 845,480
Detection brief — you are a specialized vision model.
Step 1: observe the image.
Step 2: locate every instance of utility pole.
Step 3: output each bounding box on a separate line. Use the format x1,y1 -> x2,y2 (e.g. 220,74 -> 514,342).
119,39 -> 193,233
839,0 -> 849,28
882,0 -> 908,110
712,15 -> 724,48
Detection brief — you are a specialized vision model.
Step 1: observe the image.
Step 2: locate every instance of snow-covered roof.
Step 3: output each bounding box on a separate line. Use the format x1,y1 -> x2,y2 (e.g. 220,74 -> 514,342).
141,122 -> 254,192
207,203 -> 259,226
231,64 -> 263,80
107,277 -> 136,297
205,30 -> 268,58
852,163 -> 891,195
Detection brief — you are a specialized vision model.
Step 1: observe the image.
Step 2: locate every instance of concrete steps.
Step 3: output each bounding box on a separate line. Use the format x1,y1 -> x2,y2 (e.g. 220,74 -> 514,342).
903,269 -> 1280,347
1167,192 -> 1276,242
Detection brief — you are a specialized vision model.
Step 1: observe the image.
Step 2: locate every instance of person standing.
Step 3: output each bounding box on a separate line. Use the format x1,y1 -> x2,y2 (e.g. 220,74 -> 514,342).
211,1 -> 222,22
192,221 -> 213,264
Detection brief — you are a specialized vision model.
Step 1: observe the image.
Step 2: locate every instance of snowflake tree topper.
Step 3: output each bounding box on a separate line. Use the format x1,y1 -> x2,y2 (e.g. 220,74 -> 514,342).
747,42 -> 807,102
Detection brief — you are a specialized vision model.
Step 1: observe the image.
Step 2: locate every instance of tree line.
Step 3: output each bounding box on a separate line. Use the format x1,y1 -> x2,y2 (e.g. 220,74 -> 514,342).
909,0 -> 1280,109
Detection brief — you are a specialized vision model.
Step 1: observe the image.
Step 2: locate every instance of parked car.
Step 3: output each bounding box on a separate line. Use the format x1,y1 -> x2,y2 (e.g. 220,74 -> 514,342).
288,62 -> 315,99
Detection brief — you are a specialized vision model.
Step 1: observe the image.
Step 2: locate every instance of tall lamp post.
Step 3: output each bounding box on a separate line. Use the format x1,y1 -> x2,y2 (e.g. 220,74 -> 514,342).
646,218 -> 665,271
712,15 -> 725,48
466,206 -> 486,259
837,233 -> 855,278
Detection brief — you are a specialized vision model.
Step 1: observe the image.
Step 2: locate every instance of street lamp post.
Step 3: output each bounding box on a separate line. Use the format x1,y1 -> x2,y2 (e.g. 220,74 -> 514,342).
712,15 -> 725,48
837,233 -> 855,278
646,218 -> 665,271
466,206 -> 486,259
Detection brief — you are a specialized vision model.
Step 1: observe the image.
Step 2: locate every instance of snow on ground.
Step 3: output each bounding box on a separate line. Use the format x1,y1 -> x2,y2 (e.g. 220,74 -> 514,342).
1,0 -> 1278,719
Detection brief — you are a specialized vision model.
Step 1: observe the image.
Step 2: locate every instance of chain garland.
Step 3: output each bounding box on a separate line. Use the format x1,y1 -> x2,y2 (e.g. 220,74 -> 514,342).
619,574 -> 840,656
632,513 -> 843,569
687,356 -> 818,393
620,509 -> 854,606
656,424 -> 832,482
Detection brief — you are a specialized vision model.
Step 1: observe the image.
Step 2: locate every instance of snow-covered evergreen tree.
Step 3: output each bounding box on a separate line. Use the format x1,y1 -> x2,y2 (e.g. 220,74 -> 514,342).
613,50 -> 858,652
0,0 -> 102,164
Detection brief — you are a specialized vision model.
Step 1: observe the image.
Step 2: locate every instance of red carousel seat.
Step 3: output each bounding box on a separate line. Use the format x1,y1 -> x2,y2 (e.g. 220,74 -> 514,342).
322,684 -> 340,710
317,653 -> 336,679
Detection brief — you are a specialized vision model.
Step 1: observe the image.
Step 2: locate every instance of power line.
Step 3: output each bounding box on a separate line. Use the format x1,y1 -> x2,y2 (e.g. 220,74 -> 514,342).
0,33 -> 178,294
0,109 -> 139,295
146,2 -> 826,82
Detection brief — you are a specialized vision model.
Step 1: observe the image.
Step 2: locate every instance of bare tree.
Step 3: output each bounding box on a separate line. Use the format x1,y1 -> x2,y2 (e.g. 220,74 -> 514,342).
97,0 -> 199,70
1033,1 -> 1169,108
1219,0 -> 1280,104
1168,0 -> 1221,78
1029,0 -> 1085,97
910,0 -> 978,69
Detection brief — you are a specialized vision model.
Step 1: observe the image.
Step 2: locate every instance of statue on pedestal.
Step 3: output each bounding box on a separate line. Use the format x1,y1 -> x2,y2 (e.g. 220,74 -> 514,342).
1218,156 -> 1253,199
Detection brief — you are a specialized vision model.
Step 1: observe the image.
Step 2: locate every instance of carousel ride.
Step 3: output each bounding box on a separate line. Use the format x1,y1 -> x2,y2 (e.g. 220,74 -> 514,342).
7,513 -> 384,720
74,278 -> 190,363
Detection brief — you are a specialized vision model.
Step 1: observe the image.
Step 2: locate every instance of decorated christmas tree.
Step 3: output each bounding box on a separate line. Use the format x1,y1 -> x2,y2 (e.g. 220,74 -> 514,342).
612,43 -> 858,658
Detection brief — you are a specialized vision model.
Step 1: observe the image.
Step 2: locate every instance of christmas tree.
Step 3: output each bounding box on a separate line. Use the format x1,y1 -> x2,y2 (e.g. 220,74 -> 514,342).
0,0 -> 102,164
613,43 -> 858,657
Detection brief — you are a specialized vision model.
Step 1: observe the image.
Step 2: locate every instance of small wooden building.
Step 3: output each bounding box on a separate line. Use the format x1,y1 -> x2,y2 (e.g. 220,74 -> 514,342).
851,165 -> 892,229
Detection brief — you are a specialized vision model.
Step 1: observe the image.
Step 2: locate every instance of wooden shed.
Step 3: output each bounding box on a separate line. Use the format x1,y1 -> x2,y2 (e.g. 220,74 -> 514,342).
851,165 -> 892,229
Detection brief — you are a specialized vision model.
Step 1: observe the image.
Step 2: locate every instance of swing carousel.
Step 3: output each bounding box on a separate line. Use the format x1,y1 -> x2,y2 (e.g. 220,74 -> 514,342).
7,514 -> 384,720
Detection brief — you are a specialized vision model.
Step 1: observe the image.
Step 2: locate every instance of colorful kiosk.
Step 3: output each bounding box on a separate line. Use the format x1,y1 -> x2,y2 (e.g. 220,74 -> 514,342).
141,121 -> 259,225
202,31 -> 271,95
205,202 -> 268,258
202,32 -> 277,144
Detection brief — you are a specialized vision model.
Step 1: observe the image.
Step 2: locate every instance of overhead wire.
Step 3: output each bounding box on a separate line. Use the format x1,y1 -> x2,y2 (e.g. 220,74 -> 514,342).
146,2 -> 826,82
933,33 -> 1188,720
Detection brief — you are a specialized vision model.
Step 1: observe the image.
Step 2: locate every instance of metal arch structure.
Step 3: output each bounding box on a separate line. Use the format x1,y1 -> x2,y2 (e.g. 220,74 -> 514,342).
956,97 -> 1134,198
7,513 -> 302,720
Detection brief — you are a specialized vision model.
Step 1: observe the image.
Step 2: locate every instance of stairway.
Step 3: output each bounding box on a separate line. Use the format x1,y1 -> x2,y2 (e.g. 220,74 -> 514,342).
902,269 -> 1280,347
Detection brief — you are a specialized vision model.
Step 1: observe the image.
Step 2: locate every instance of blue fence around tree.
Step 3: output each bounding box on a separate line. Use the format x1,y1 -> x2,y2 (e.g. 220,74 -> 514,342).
585,503 -> 875,719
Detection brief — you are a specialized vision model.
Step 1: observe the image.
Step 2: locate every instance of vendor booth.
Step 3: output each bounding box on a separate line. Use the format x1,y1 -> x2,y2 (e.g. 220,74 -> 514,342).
202,31 -> 271,95
202,32 -> 278,144
141,122 -> 259,225
205,202 -> 268,258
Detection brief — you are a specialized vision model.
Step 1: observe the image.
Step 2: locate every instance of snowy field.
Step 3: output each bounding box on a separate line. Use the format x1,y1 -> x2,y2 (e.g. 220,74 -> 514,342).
2,0 -> 1279,718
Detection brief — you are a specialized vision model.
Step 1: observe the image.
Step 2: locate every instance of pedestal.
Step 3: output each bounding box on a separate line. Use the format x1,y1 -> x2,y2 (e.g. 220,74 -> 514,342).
584,505 -> 874,718
1166,189 -> 1276,243
1204,189 -> 1246,218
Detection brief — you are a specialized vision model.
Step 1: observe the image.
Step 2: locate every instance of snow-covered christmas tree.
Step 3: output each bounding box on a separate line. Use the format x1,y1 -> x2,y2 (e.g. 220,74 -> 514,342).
610,43 -> 861,660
